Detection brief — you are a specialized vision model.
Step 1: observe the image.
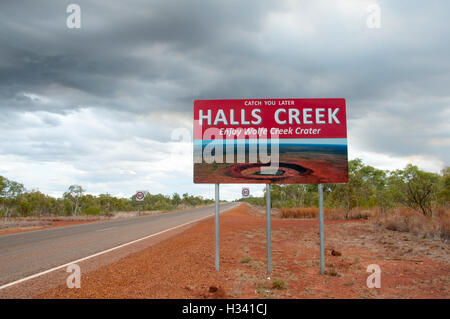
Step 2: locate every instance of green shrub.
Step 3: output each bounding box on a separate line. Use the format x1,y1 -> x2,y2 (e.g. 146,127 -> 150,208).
271,278 -> 286,290
83,206 -> 100,215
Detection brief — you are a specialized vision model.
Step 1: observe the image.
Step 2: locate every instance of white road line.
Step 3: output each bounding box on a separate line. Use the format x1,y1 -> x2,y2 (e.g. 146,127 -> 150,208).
0,210 -> 222,290
95,227 -> 116,232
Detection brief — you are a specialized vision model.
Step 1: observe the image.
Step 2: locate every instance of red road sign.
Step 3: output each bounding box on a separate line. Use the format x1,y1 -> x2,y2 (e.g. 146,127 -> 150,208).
242,187 -> 250,197
135,191 -> 145,201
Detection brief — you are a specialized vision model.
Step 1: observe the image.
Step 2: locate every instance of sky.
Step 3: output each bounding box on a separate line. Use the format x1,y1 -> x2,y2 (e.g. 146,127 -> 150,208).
0,0 -> 449,201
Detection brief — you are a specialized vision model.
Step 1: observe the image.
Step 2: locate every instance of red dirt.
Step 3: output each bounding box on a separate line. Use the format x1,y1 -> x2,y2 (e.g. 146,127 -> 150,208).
0,220 -> 98,236
37,204 -> 449,299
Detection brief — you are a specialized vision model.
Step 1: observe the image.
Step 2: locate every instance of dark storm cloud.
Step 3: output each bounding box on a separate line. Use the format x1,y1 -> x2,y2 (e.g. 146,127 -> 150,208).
0,0 -> 449,175
0,0 -> 281,113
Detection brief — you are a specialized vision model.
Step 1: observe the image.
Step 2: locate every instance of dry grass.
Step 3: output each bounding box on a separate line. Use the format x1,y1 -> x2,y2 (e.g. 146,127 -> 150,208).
373,207 -> 450,243
0,220 -> 52,229
240,255 -> 252,264
280,206 -> 449,243
279,207 -> 373,220
0,209 -> 169,228
271,278 -> 287,290
0,215 -> 111,231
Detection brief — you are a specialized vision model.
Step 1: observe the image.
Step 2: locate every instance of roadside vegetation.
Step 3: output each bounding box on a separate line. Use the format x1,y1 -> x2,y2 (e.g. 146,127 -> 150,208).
0,176 -> 214,219
278,207 -> 371,220
238,159 -> 449,242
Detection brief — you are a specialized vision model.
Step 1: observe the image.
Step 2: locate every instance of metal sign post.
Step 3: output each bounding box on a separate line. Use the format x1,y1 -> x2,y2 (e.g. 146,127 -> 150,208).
318,184 -> 325,275
215,183 -> 220,271
136,191 -> 145,217
266,184 -> 271,275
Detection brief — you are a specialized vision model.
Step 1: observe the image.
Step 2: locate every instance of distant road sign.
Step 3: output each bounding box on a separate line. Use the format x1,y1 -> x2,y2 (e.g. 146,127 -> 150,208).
136,191 -> 145,201
242,187 -> 250,198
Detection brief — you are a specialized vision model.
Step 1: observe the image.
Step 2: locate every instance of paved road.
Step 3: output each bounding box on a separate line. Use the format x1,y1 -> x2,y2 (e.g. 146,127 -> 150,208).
0,203 -> 237,286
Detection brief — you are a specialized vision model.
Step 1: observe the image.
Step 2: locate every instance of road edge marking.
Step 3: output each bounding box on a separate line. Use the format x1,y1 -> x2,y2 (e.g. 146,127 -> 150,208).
0,204 -> 237,290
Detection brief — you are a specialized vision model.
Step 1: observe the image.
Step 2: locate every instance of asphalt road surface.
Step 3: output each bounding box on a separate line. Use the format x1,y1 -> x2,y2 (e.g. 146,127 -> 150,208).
0,203 -> 238,287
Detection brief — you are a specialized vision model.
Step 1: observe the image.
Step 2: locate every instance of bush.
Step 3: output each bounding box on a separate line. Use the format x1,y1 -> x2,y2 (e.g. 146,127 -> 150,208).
438,211 -> 450,242
240,255 -> 252,264
374,207 -> 449,242
271,278 -> 287,290
279,207 -> 371,220
18,199 -> 32,216
280,207 -> 318,219
83,206 -> 101,215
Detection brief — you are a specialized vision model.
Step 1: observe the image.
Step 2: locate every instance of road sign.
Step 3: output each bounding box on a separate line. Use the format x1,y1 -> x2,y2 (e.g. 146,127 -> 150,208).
135,191 -> 145,201
242,187 -> 250,197
193,99 -> 348,184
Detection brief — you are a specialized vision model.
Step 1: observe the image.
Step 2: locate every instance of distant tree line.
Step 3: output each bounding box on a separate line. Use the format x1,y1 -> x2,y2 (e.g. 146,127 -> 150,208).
0,177 -> 214,217
237,159 -> 449,217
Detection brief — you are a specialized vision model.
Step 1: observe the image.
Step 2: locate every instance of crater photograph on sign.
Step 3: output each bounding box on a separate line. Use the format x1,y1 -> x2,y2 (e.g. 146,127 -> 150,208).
194,99 -> 348,184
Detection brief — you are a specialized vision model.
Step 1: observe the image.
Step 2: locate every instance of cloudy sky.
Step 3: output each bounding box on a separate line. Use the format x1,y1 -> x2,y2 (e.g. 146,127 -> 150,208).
0,0 -> 449,200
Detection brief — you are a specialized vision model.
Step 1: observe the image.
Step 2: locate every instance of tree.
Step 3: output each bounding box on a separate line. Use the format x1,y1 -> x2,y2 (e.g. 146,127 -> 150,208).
0,176 -> 8,217
327,158 -> 366,215
0,176 -> 7,196
24,191 -> 54,216
266,184 -> 317,208
359,164 -> 391,211
64,185 -> 85,216
172,193 -> 181,207
437,167 -> 450,207
98,194 -> 113,213
0,176 -> 25,217
0,176 -> 215,217
18,198 -> 32,216
389,164 -> 440,216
